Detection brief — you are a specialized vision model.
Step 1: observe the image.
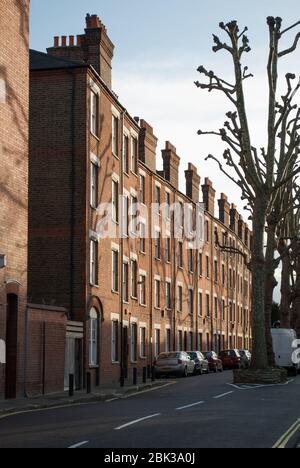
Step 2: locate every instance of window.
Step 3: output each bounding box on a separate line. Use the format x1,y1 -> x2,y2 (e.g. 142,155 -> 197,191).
188,248 -> 193,273
123,262 -> 129,302
131,196 -> 138,235
122,195 -> 129,237
188,289 -> 194,315
214,260 -> 218,283
206,294 -> 210,317
165,329 -> 171,352
140,174 -> 145,204
112,320 -> 119,362
179,201 -> 184,227
140,327 -> 146,358
206,333 -> 210,351
214,297 -> 218,319
131,137 -> 138,174
155,279 -> 160,309
198,333 -> 203,351
112,114 -> 118,155
90,162 -> 98,208
131,260 -> 138,298
206,256 -> 210,278
112,180 -> 119,223
155,186 -> 161,213
198,292 -> 203,317
199,253 -> 203,276
222,300 -> 226,320
205,220 -> 210,243
178,285 -> 183,312
229,268 -> 233,288
140,223 -> 146,253
140,274 -> 146,305
90,239 -> 98,285
165,237 -> 171,263
178,330 -> 183,351
166,192 -> 171,219
189,332 -> 193,350
123,134 -> 129,174
91,91 -> 99,136
155,233 -> 161,259
178,242 -> 183,268
165,281 -> 171,309
89,308 -> 98,366
222,264 -> 225,286
131,323 -> 138,362
155,329 -> 160,357
112,250 -> 119,292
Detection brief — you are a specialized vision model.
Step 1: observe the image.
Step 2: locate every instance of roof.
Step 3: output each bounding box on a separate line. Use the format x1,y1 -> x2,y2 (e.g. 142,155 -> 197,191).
30,49 -> 87,71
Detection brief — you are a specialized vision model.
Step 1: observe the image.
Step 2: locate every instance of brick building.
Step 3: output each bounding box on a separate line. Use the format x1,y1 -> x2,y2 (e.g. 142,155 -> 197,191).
29,14 -> 252,389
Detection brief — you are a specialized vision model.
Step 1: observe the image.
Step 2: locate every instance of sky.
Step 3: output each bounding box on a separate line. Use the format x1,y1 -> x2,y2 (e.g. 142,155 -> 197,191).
30,0 -> 300,302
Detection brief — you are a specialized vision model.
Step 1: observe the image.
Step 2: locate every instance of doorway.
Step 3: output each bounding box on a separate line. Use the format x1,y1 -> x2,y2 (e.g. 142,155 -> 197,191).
5,294 -> 18,399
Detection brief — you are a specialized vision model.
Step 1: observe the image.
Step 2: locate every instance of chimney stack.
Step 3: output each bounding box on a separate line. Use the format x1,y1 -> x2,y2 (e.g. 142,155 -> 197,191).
202,178 -> 216,215
238,216 -> 245,241
161,142 -> 180,190
185,163 -> 200,203
218,193 -> 230,226
230,204 -> 239,233
47,14 -> 115,89
139,119 -> 158,172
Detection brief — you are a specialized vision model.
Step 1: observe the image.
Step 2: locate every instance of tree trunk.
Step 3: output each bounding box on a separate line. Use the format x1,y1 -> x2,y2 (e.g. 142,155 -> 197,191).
250,200 -> 269,370
278,239 -> 291,328
291,242 -> 300,337
264,221 -> 277,366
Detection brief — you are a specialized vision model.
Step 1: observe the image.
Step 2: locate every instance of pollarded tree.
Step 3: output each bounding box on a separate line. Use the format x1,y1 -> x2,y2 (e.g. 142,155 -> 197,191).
195,18 -> 300,370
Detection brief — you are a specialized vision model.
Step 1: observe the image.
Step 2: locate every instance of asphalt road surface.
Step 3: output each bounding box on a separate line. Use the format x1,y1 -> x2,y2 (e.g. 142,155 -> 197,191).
0,372 -> 300,449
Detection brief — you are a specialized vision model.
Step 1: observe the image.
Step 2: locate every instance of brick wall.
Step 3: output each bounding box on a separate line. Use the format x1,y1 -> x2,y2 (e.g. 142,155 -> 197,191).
25,305 -> 67,396
0,0 -> 29,398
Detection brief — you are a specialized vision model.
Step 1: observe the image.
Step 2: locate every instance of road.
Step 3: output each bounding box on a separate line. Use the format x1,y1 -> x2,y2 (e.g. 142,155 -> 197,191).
0,372 -> 300,449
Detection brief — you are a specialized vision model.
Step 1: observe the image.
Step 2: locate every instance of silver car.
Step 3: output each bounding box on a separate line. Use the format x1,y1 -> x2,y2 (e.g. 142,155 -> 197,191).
154,351 -> 195,378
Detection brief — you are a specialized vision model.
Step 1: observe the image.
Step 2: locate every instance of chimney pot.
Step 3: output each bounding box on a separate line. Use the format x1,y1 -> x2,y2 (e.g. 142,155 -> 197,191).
61,36 -> 67,47
69,35 -> 75,46
54,36 -> 59,47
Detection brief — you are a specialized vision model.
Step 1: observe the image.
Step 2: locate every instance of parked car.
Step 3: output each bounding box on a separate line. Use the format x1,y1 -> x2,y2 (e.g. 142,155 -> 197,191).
187,351 -> 209,375
271,328 -> 300,376
154,351 -> 195,378
202,351 -> 223,373
238,349 -> 252,368
220,349 -> 242,370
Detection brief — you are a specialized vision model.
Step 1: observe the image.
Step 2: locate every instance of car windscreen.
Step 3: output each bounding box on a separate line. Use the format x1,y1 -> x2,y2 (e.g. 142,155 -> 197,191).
158,352 -> 180,359
188,352 -> 197,359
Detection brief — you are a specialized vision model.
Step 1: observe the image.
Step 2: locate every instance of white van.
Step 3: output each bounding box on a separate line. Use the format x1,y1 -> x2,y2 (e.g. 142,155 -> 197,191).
271,328 -> 300,376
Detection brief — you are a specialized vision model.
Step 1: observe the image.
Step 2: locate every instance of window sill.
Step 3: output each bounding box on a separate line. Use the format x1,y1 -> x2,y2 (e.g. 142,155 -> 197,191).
89,365 -> 99,369
111,361 -> 120,365
112,152 -> 119,160
90,131 -> 100,142
140,303 -> 147,308
90,283 -> 99,288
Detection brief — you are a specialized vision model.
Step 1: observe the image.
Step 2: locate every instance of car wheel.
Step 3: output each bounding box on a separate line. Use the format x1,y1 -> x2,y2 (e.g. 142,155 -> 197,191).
199,367 -> 203,376
214,365 -> 218,373
219,366 -> 223,373
182,367 -> 188,378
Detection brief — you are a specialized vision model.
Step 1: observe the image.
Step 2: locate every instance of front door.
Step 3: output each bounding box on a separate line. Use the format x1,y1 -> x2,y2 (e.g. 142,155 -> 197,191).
5,294 -> 18,399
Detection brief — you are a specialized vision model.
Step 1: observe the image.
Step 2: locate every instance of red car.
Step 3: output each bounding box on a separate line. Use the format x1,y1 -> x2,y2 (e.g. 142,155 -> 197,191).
220,349 -> 242,370
202,351 -> 223,373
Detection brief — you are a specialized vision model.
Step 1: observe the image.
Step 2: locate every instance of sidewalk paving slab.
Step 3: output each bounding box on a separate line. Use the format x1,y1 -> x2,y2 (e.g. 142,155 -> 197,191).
0,380 -> 175,417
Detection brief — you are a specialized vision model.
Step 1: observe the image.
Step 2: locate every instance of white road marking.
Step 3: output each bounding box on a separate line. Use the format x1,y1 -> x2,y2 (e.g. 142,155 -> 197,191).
115,413 -> 161,430
176,401 -> 204,411
227,379 -> 295,391
68,441 -> 89,449
213,391 -> 234,399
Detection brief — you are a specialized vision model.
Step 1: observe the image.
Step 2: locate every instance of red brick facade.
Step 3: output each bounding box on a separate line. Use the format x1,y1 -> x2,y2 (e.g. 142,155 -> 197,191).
28,14 -> 252,390
0,0 -> 29,398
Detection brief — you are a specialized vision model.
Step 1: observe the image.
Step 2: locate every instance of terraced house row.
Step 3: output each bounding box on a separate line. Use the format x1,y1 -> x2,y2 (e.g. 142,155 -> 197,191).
0,4 -> 252,398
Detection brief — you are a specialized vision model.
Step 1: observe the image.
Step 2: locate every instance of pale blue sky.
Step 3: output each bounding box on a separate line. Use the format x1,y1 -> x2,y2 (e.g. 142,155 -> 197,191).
30,1 -> 300,302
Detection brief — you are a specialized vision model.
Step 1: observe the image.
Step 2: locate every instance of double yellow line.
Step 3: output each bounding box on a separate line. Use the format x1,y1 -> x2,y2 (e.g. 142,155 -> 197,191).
273,418 -> 300,449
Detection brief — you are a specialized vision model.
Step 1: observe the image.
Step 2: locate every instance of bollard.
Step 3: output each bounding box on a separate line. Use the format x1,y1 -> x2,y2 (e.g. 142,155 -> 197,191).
147,365 -> 151,379
86,372 -> 91,394
143,367 -> 147,384
151,366 -> 155,382
69,374 -> 74,397
133,367 -> 137,386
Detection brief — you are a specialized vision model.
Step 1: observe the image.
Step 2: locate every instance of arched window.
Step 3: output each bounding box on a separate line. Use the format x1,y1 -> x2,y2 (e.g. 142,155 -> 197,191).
89,307 -> 98,366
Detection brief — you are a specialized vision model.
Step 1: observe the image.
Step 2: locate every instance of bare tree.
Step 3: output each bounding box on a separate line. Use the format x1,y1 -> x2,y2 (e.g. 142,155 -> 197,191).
195,18 -> 300,370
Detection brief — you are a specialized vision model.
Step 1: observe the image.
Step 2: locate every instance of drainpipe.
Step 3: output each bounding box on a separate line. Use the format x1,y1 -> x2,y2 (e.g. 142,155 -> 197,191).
23,305 -> 29,398
69,71 -> 77,322
120,110 -> 126,387
149,173 -> 153,369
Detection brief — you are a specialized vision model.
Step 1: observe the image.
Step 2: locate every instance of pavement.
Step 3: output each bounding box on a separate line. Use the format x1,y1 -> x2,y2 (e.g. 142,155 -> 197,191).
0,372 -> 300,448
0,379 -> 170,417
